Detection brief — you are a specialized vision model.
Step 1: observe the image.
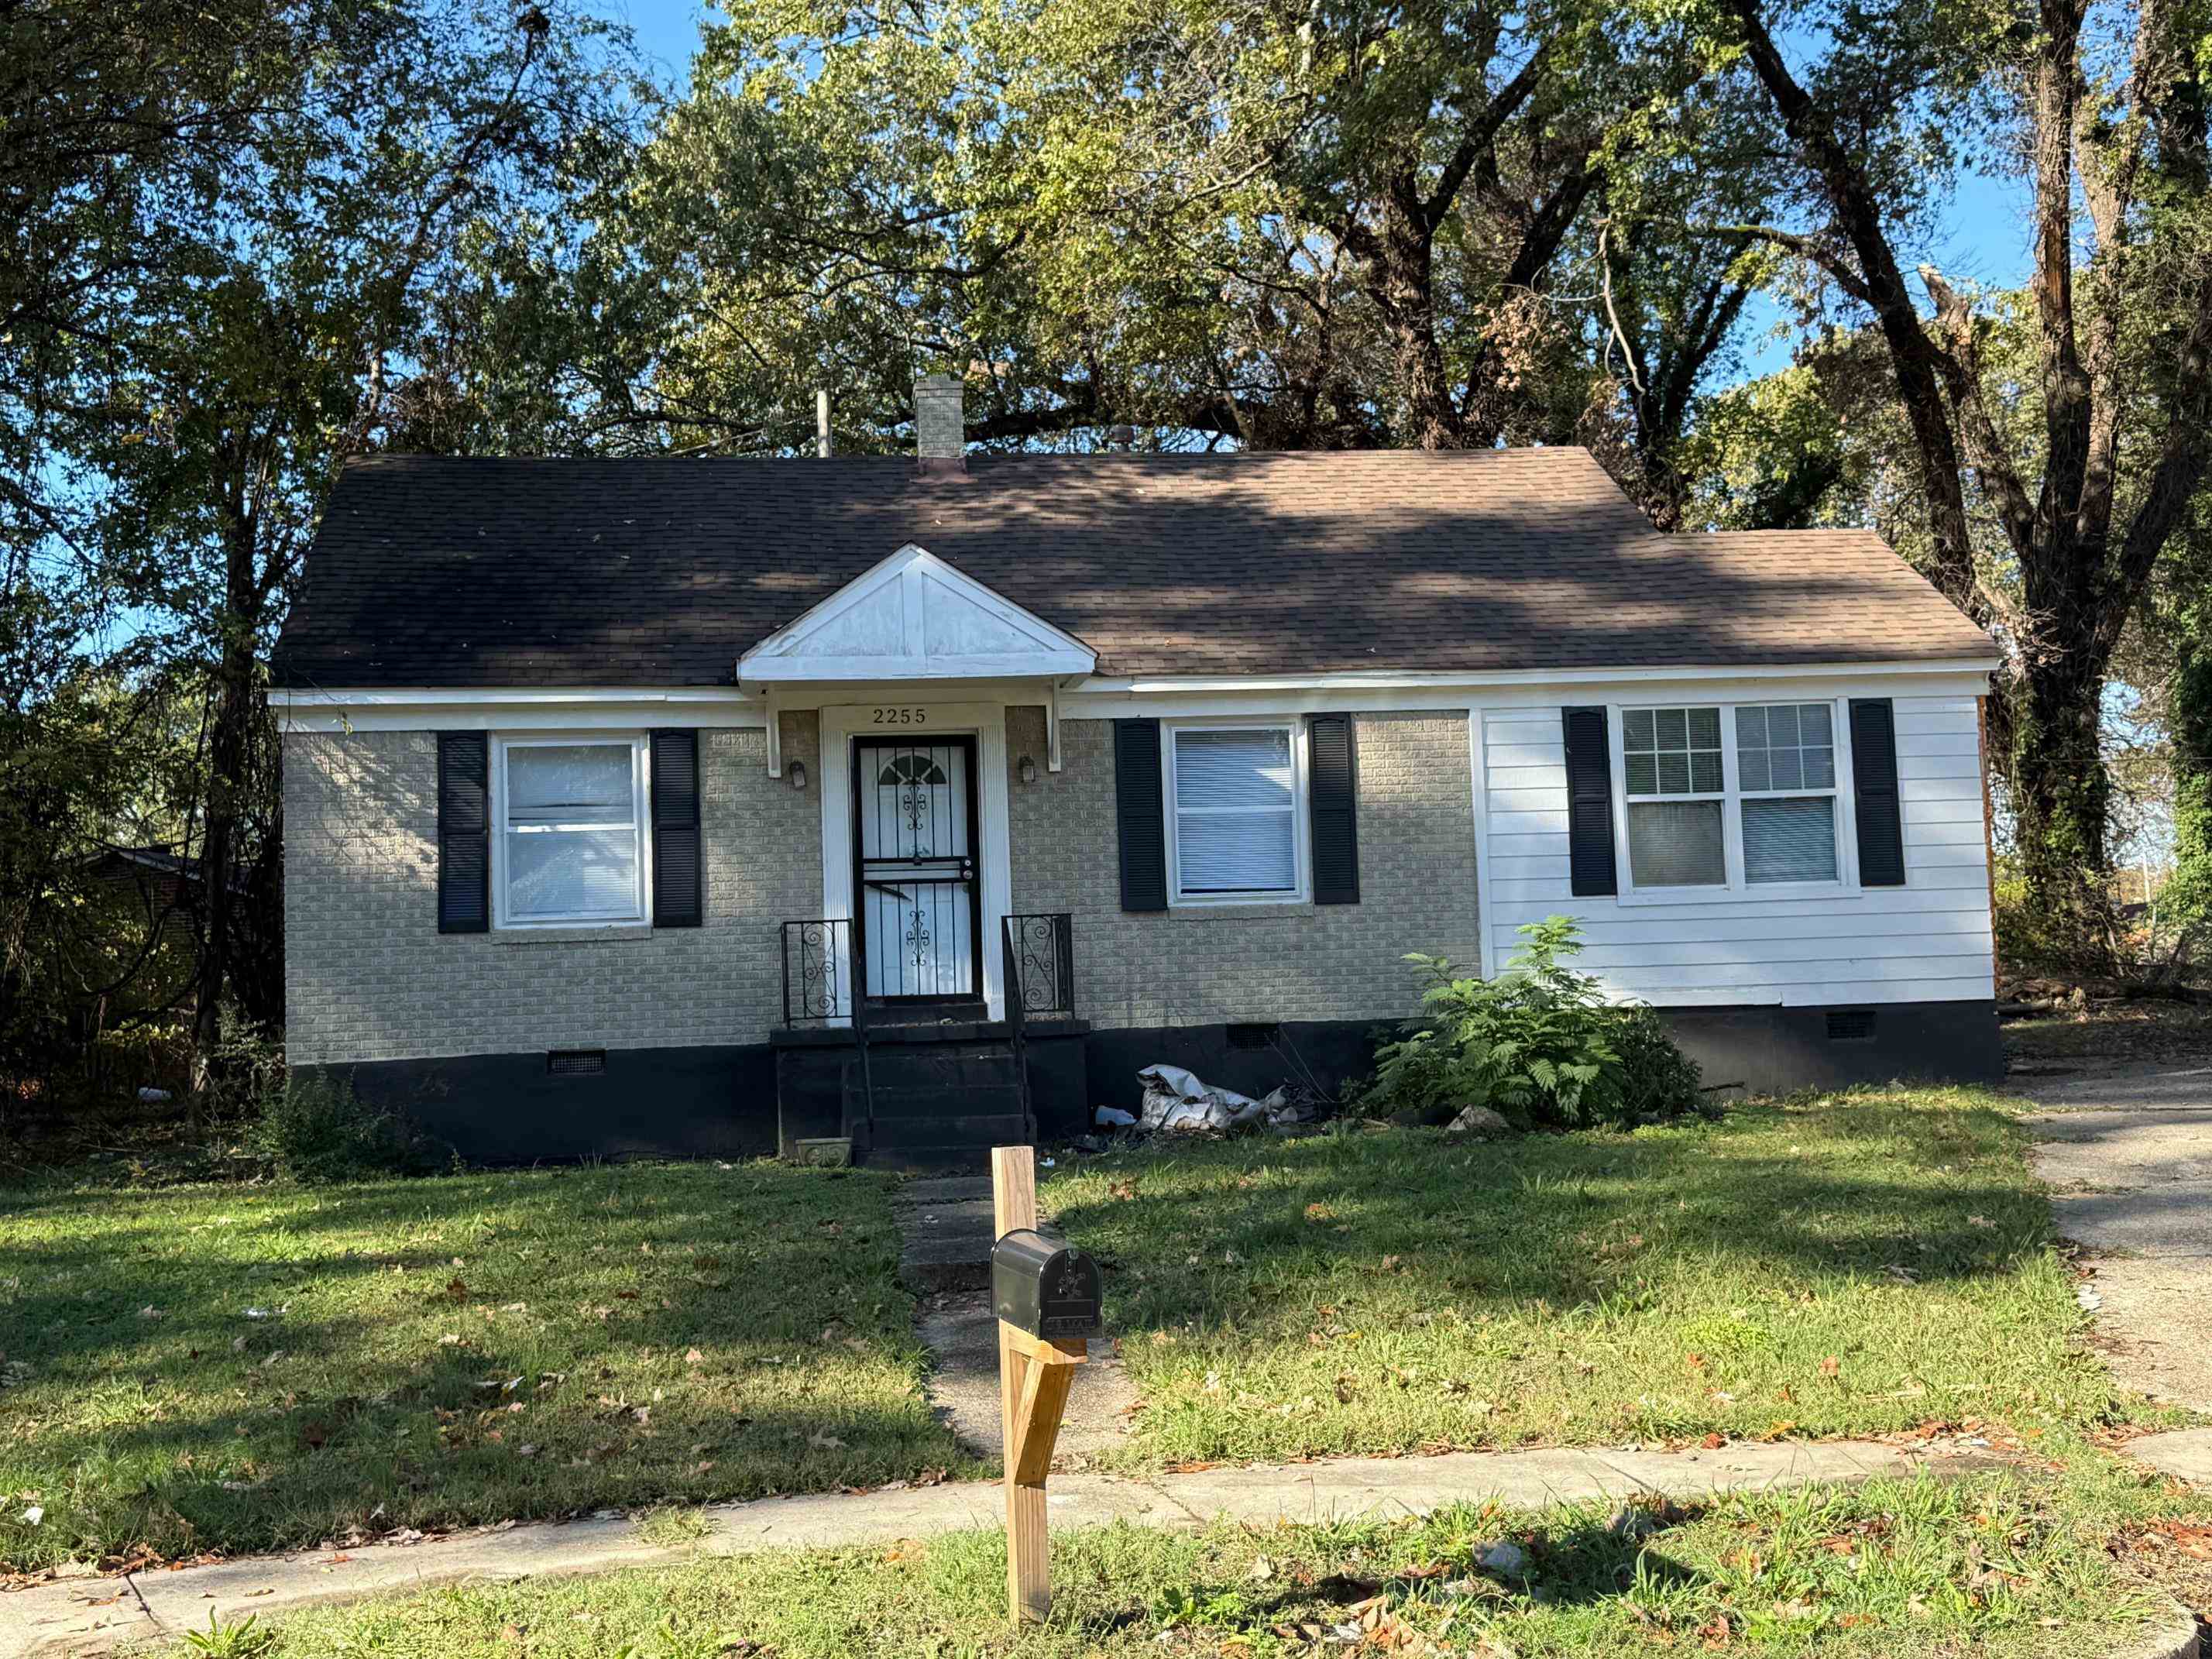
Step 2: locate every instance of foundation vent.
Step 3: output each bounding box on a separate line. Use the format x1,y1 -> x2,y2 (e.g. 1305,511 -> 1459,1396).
547,1049 -> 607,1077
1825,1010 -> 1877,1043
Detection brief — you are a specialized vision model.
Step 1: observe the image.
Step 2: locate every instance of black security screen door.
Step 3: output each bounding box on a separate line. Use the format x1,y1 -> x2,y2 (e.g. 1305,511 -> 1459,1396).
853,737 -> 982,1001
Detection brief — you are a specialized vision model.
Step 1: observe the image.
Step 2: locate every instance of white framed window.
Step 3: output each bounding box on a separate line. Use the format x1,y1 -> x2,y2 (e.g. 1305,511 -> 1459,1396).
1620,706 -> 1728,889
1163,722 -> 1307,904
491,734 -> 651,928
1612,701 -> 1856,900
1735,702 -> 1842,885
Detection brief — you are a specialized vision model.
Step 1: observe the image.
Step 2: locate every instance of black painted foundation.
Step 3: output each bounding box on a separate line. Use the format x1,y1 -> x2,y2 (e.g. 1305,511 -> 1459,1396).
297,1044 -> 779,1166
305,997 -> 2005,1166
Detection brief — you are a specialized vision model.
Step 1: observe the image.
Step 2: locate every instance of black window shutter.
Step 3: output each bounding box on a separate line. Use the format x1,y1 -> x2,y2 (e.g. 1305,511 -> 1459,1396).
1850,698 -> 1907,887
651,729 -> 703,927
1113,718 -> 1168,912
1561,706 -> 1619,898
1308,713 -> 1360,904
437,732 -> 489,933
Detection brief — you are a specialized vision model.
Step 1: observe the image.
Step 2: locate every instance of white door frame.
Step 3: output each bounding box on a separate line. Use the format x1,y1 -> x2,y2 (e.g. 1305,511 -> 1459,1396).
819,702 -> 1012,1020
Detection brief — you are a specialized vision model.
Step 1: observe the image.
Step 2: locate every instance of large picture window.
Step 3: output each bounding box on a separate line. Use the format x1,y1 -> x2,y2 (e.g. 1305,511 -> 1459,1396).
1616,702 -> 1848,895
1166,724 -> 1304,901
494,737 -> 650,926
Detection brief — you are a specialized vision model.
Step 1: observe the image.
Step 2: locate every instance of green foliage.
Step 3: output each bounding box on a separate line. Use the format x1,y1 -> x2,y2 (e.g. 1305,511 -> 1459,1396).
180,1610 -> 270,1657
245,1076 -> 449,1183
1611,1003 -> 1709,1122
1365,918 -> 1700,1130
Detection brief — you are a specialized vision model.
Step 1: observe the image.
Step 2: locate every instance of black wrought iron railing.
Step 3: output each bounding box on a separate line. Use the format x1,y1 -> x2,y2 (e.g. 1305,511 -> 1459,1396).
780,919 -> 854,1025
779,918 -> 875,1139
1002,912 -> 1075,1018
1001,912 -> 1073,1139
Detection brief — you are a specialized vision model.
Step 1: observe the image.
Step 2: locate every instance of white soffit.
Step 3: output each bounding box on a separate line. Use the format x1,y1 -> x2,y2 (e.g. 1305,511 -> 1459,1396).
736,543 -> 1097,684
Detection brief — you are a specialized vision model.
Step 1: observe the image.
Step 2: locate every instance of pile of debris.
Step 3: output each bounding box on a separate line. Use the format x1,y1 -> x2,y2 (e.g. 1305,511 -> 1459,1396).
1093,1063 -> 1324,1138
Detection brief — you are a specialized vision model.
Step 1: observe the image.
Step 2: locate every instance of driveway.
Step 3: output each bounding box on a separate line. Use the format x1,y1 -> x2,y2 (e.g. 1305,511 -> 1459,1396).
2020,1055 -> 2212,1410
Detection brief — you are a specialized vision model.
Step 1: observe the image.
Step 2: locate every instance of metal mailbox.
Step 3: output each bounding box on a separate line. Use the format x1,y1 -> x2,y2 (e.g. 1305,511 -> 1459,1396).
991,1228 -> 1105,1339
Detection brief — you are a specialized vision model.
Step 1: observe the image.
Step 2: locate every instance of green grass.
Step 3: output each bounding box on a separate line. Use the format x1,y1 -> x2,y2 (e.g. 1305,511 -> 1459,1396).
157,1444 -> 2206,1657
1043,1089 -> 2169,1467
0,1161 -> 974,1573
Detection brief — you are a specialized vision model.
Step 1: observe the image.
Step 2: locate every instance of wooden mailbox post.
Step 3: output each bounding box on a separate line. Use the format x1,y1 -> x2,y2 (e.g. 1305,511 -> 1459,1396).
990,1145 -> 1098,1623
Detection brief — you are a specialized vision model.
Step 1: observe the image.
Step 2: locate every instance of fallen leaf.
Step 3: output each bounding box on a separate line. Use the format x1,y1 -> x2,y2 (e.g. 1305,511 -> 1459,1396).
1819,1355 -> 1841,1378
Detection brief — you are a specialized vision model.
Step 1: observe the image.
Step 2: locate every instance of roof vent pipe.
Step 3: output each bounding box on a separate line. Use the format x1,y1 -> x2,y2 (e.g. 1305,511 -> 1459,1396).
915,372 -> 967,477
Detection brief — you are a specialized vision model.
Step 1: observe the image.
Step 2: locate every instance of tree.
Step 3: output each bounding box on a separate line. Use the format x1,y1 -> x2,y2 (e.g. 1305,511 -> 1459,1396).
7,0 -> 640,1084
1715,0 -> 2212,960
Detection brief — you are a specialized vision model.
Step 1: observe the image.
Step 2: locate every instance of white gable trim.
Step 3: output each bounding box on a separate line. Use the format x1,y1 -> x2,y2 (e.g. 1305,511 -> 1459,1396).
736,544 -> 1097,685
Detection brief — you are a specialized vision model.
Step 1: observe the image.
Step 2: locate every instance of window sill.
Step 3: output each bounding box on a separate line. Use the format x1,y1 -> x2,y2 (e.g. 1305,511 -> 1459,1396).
491,922 -> 654,945
1164,895 -> 1310,918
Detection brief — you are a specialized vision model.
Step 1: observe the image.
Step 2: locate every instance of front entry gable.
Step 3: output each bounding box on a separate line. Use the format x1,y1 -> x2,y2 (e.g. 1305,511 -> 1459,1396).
737,544 -> 1096,683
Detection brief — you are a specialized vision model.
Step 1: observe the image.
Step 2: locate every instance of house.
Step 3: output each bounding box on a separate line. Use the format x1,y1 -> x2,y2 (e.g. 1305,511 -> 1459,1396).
269,373 -> 2004,1166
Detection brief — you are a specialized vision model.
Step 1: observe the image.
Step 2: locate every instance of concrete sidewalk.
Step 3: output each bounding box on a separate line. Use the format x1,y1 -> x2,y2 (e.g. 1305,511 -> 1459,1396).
2021,1060 -> 2212,1410
2,1437 -> 1997,1657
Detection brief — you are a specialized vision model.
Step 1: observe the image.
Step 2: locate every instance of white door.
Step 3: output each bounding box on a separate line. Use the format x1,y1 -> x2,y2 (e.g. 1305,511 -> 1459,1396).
854,737 -> 979,1001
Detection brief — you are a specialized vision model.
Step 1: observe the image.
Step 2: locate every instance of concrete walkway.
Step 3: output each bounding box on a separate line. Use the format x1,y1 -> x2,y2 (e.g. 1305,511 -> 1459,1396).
0,1437 -> 1997,1657
2020,1058 -> 2212,1410
895,1175 -> 1140,1462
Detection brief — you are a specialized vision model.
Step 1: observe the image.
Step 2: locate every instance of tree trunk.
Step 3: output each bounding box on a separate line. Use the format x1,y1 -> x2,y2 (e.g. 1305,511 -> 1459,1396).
1362,198 -> 1461,449
191,511 -> 264,1101
2008,631 -> 2117,971
2163,637 -> 2212,956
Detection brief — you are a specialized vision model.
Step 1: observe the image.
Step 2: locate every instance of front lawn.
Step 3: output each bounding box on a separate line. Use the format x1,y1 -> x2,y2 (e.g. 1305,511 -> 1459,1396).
164,1448 -> 2200,1658
1045,1089 -> 2156,1468
0,1162 -> 973,1574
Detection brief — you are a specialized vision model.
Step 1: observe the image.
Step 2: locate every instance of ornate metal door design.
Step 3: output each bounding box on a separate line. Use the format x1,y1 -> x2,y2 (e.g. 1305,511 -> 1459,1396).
853,737 -> 981,1001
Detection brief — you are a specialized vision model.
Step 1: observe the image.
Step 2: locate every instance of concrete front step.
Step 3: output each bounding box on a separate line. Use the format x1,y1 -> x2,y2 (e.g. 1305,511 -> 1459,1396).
863,1084 -> 1025,1119
870,1113 -> 1030,1149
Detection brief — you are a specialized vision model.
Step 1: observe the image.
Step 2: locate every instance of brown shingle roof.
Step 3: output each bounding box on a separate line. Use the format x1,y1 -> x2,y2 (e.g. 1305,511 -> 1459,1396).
271,448 -> 1995,689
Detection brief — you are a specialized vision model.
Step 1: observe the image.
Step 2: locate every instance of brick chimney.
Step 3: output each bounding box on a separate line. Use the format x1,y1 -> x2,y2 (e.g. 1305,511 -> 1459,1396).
914,371 -> 967,477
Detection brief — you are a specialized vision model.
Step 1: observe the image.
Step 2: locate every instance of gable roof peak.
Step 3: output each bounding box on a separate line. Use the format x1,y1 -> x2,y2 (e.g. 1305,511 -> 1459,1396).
737,541 -> 1097,685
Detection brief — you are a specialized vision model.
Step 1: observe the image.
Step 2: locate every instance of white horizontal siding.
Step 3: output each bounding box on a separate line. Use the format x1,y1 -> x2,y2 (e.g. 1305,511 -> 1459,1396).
1476,692 -> 1993,1008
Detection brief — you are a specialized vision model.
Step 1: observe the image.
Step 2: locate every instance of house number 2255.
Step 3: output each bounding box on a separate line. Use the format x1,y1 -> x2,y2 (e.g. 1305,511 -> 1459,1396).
872,707 -> 927,725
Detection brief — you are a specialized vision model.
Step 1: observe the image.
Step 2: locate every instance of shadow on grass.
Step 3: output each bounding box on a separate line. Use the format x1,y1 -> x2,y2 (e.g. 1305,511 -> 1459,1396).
0,1162 -> 966,1570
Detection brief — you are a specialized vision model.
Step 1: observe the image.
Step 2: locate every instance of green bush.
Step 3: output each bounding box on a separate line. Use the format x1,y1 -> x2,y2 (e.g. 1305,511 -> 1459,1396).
246,1074 -> 448,1183
1611,1001 -> 1709,1121
1365,917 -> 1703,1130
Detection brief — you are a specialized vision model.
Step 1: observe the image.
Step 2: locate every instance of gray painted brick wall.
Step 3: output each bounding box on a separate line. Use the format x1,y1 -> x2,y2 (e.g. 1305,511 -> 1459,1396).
283,717 -> 822,1064
283,707 -> 1479,1065
1005,712 -> 1481,1029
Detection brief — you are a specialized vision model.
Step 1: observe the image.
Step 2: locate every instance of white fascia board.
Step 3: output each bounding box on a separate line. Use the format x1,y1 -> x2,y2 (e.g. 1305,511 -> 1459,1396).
1073,658 -> 2000,695
270,685 -> 764,733
1063,659 -> 1997,719
269,686 -> 756,706
740,649 -> 1096,683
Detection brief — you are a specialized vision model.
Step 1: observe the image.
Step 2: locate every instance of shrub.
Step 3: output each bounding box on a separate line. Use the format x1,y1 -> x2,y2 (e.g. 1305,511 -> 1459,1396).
1365,917 -> 1703,1130
1611,1002 -> 1709,1121
246,1075 -> 448,1183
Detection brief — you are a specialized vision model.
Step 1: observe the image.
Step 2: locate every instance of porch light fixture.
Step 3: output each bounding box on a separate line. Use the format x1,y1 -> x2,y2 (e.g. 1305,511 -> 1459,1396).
788,759 -> 808,792
1018,754 -> 1039,785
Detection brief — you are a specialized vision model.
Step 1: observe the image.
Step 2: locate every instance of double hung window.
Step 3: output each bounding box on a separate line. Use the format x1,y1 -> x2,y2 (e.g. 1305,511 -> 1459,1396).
1618,702 -> 1847,893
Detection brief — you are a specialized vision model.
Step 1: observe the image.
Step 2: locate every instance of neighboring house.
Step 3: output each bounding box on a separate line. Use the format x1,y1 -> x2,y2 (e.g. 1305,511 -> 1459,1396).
270,374 -> 2004,1166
